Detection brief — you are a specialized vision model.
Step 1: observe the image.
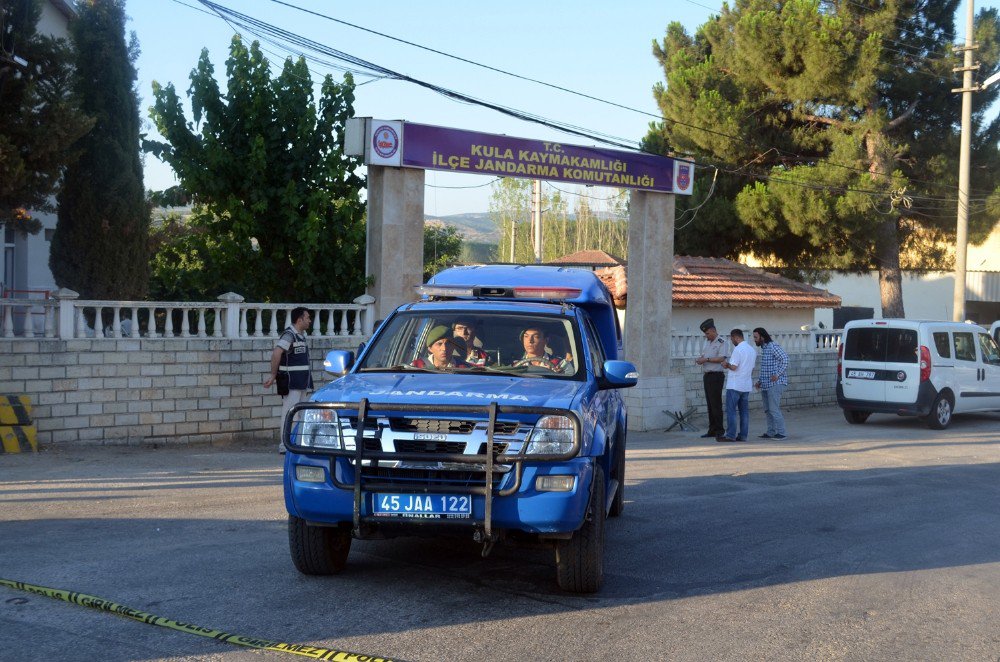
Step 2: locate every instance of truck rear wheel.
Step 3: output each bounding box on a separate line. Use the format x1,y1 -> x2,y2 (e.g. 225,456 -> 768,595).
556,464 -> 605,593
924,393 -> 953,430
288,515 -> 351,575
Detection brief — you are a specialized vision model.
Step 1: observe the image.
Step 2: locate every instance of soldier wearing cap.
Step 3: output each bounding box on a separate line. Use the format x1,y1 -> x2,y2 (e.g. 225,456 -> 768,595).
695,318 -> 727,438
412,325 -> 468,369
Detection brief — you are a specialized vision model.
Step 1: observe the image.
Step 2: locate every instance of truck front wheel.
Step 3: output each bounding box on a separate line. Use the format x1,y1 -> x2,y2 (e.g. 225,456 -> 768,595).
288,515 -> 352,575
555,464 -> 605,593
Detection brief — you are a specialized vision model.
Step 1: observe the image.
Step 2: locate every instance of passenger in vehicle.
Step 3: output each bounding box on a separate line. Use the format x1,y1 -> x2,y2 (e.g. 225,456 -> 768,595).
412,325 -> 468,369
451,317 -> 489,367
513,326 -> 573,373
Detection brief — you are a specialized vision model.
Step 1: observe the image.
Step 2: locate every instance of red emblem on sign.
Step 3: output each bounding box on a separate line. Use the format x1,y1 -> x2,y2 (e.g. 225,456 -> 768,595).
372,125 -> 399,159
676,164 -> 691,190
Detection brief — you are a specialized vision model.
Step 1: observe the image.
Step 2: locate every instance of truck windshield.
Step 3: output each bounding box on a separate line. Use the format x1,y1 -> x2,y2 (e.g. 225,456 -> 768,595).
357,311 -> 582,379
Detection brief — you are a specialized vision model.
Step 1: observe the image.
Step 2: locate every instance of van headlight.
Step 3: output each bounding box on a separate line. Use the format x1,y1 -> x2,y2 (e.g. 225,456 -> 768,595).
525,415 -> 576,455
298,409 -> 345,449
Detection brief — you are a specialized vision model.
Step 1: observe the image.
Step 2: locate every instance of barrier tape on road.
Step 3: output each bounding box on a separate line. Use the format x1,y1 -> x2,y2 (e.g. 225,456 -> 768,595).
0,578 -> 395,661
0,395 -> 37,453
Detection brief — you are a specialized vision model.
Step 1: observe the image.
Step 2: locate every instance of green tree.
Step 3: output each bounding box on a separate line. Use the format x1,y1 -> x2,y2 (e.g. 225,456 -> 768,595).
49,0 -> 148,299
145,36 -> 366,303
0,0 -> 92,233
647,1 -> 1000,317
423,224 -> 463,279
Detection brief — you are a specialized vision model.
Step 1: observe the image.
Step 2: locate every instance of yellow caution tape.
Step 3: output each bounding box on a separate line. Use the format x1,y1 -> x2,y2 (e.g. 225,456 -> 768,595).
0,578 -> 396,661
1,424 -> 37,453
0,394 -> 33,426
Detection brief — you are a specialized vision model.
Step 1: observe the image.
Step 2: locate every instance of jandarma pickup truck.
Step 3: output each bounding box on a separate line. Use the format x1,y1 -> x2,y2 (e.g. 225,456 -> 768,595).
281,265 -> 638,592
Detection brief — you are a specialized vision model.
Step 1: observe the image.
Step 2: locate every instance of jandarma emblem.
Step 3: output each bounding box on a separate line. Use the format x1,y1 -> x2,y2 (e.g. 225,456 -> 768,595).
676,164 -> 691,190
372,125 -> 399,158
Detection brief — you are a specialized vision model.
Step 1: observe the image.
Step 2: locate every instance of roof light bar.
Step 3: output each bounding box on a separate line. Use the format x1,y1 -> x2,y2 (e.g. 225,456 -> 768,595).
415,285 -> 474,298
512,287 -> 582,300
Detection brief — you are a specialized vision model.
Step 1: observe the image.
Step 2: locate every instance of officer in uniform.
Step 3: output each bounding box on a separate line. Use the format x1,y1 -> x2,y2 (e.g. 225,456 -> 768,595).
512,325 -> 573,373
695,318 -> 727,439
264,307 -> 314,453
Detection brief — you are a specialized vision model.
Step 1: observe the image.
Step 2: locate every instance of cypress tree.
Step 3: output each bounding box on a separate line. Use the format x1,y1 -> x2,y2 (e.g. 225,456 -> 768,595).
50,0 -> 148,300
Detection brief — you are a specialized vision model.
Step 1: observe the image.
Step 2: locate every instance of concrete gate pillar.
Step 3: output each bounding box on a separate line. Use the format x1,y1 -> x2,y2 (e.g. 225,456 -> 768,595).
366,165 -> 426,321
623,190 -> 681,431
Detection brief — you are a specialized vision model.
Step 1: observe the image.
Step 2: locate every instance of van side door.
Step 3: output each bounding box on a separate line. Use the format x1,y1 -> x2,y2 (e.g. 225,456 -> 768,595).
951,330 -> 981,412
883,328 -> 920,404
976,332 -> 1000,411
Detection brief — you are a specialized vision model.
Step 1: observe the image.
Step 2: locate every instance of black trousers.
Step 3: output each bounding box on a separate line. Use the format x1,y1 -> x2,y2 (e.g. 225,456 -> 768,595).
703,371 -> 725,435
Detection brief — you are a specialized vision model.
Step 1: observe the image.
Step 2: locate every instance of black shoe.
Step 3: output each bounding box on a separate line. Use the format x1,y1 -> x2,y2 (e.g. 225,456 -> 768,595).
716,436 -> 736,442
700,432 -> 715,438
758,433 -> 772,439
773,434 -> 787,440
734,438 -> 747,442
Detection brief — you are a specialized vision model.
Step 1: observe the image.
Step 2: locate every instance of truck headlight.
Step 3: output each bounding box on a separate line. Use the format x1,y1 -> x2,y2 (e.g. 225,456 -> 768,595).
298,409 -> 344,449
525,415 -> 575,455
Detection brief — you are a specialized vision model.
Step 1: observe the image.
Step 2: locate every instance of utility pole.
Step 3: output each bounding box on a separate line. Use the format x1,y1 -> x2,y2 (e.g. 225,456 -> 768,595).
531,179 -> 542,263
509,219 -> 516,263
952,0 -> 978,322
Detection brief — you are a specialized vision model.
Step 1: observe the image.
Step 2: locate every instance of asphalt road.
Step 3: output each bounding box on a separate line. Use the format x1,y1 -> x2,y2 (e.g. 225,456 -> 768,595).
2,405 -> 999,661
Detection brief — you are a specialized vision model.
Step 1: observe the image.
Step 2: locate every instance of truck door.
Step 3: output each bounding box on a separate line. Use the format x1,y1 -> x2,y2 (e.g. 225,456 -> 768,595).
883,328 -> 920,404
842,327 -> 886,402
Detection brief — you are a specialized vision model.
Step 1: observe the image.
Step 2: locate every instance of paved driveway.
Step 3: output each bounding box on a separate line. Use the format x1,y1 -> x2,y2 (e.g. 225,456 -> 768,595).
1,405 -> 999,661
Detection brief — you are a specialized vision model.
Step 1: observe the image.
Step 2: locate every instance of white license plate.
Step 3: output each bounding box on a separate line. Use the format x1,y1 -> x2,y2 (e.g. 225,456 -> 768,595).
847,369 -> 876,379
373,493 -> 472,518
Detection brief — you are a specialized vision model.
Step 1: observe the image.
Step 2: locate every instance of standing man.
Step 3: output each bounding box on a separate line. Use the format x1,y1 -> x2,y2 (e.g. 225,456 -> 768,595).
718,328 -> 756,442
695,318 -> 727,439
753,327 -> 789,439
264,307 -> 313,453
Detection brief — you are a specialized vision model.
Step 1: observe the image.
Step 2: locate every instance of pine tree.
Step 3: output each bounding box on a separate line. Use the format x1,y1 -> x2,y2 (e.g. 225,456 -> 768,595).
50,0 -> 148,299
647,1 -> 1000,317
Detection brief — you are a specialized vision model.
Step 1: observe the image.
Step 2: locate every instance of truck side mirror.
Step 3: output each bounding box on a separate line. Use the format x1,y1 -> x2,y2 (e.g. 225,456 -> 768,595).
324,350 -> 354,376
600,360 -> 638,389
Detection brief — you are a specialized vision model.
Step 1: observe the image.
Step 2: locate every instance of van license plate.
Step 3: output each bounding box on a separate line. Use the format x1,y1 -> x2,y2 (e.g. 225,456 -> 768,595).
847,369 -> 876,379
373,493 -> 471,518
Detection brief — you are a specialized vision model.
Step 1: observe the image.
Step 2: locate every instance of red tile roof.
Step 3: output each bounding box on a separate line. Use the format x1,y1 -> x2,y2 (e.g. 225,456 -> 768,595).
593,257 -> 841,309
547,249 -> 625,267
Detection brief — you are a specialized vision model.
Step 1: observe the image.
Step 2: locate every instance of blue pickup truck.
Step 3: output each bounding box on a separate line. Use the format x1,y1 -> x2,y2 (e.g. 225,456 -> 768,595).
282,265 -> 638,592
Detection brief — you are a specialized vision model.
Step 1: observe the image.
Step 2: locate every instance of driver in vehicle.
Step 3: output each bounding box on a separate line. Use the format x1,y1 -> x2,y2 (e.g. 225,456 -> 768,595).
412,325 -> 468,369
513,326 -> 573,373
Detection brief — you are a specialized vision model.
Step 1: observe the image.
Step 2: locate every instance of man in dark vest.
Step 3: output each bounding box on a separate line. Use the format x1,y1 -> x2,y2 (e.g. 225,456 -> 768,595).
264,307 -> 313,453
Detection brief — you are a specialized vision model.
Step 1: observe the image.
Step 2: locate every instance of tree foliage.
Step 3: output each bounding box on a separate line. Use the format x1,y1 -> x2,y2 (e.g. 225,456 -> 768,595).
647,0 -> 1000,317
50,0 -> 148,300
490,179 -> 628,262
145,36 -> 366,303
0,0 -> 92,233
423,224 -> 463,279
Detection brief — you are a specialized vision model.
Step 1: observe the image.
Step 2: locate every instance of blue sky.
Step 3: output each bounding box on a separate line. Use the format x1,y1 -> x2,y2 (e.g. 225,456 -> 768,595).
129,0 -> 993,216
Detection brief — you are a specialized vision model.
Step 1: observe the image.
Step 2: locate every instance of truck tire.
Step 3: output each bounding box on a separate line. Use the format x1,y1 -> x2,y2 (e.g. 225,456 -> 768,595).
288,515 -> 351,575
924,393 -> 953,430
556,464 -> 605,593
843,409 -> 871,424
609,434 -> 625,518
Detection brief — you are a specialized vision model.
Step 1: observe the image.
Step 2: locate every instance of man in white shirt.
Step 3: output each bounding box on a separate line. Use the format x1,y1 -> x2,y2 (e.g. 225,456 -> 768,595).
718,328 -> 756,442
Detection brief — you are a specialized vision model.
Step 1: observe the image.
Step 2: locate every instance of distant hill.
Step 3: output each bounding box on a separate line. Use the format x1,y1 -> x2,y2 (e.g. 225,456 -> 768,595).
425,212 -> 498,244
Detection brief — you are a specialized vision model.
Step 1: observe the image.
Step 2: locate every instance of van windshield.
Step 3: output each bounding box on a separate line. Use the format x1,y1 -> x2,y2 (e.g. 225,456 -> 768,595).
844,328 -> 917,363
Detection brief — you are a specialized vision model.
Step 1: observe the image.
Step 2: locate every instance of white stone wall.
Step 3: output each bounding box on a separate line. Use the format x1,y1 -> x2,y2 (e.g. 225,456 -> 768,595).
0,336 -> 361,446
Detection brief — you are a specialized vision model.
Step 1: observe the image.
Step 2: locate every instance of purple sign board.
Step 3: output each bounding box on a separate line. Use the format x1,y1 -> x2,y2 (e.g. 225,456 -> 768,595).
399,122 -> 692,195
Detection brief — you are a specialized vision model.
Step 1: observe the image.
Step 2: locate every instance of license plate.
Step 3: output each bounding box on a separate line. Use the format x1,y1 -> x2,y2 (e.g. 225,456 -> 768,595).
372,493 -> 472,519
847,369 -> 876,379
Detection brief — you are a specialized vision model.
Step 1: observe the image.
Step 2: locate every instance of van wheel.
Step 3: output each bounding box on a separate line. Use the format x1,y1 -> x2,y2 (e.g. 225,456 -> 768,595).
609,434 -> 625,518
288,516 -> 352,575
843,409 -> 871,424
556,464 -> 605,593
925,393 -> 953,430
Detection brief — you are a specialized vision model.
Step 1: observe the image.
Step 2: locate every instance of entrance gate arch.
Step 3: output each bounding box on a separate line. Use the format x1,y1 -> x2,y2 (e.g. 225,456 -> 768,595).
345,118 -> 694,430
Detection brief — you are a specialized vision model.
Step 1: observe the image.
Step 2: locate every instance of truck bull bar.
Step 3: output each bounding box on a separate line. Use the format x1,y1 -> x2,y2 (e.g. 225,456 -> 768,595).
282,398 -> 583,540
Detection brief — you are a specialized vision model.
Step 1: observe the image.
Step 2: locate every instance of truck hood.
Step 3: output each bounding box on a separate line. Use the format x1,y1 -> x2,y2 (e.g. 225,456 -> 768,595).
313,372 -> 581,411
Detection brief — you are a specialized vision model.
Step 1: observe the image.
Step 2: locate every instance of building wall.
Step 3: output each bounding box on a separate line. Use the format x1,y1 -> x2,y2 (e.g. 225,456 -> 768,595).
669,307 -> 814,334
0,336 -> 359,446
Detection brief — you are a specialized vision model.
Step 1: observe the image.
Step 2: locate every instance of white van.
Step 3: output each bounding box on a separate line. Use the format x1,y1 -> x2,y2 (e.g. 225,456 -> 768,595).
837,319 -> 1000,429
991,320 -> 1000,346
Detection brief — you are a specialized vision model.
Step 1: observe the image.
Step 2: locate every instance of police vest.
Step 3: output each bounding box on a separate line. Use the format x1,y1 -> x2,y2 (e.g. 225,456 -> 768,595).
278,328 -> 313,390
